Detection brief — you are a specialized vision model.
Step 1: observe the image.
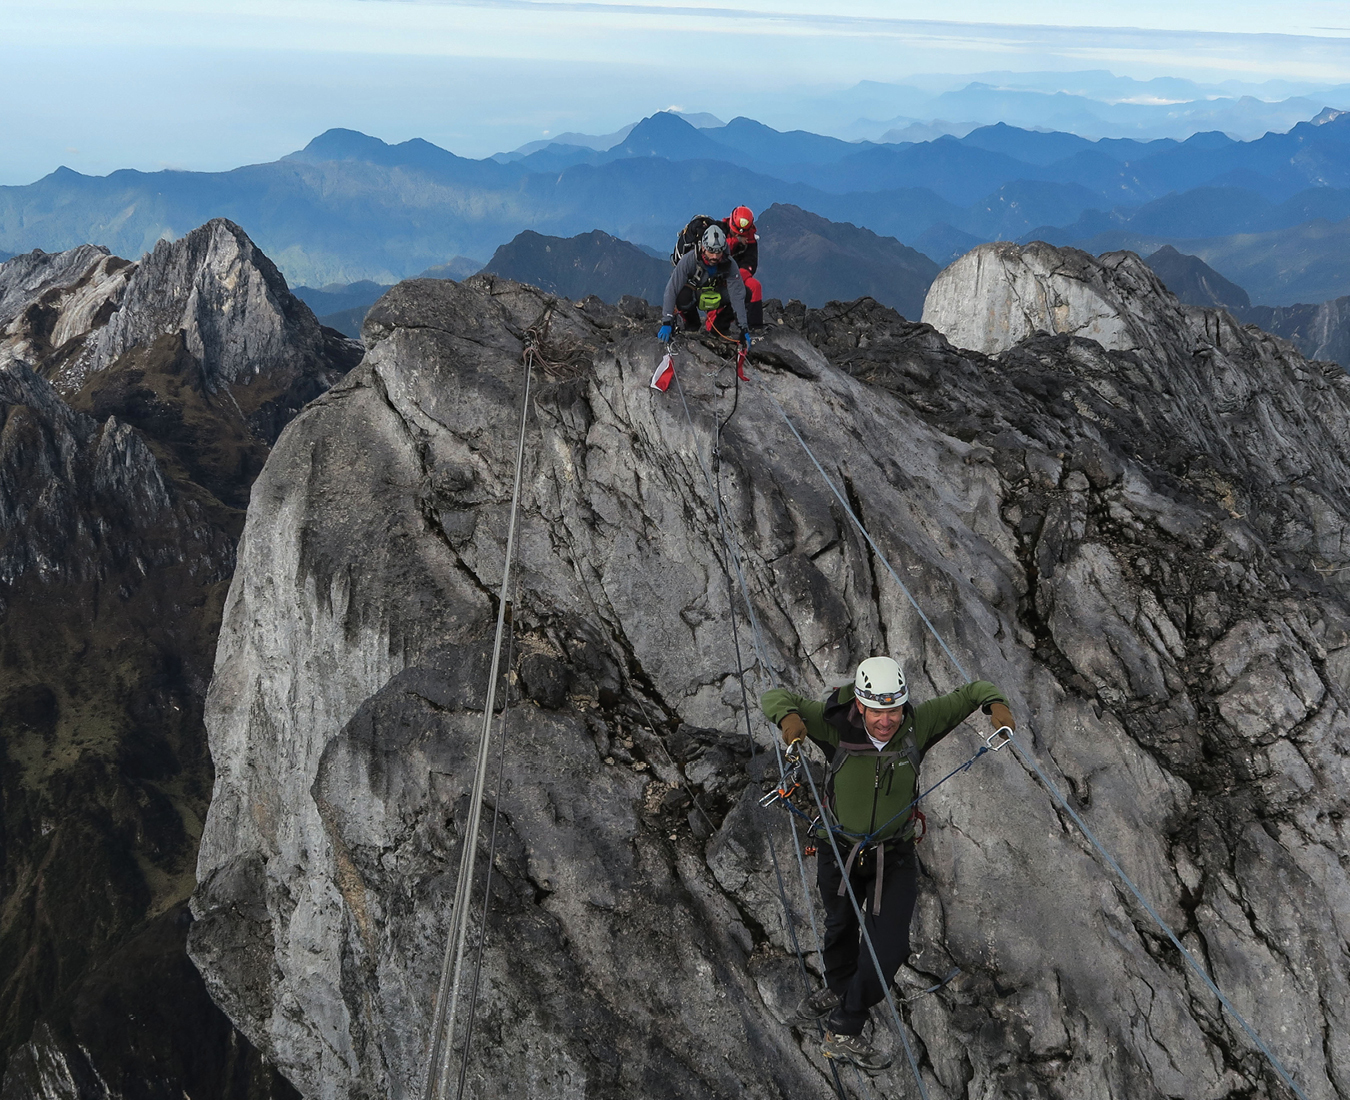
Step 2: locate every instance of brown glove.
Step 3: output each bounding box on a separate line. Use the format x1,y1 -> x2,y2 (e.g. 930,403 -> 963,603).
779,712 -> 807,745
987,702 -> 1015,731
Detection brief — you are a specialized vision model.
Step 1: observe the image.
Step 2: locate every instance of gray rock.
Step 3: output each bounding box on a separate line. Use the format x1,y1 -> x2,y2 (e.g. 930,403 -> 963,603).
194,262 -> 1350,1100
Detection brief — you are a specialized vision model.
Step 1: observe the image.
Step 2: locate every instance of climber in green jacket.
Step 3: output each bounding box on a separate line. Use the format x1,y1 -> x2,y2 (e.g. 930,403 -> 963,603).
761,656 -> 1014,1072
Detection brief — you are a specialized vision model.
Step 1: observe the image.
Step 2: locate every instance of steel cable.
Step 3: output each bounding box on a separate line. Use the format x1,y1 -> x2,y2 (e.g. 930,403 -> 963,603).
453,580 -> 519,1100
674,352 -> 885,1097
422,343 -> 534,1100
760,378 -> 1312,1100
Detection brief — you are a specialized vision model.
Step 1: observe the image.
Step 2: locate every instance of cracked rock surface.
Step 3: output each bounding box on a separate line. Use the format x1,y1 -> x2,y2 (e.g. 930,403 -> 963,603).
194,260 -> 1350,1100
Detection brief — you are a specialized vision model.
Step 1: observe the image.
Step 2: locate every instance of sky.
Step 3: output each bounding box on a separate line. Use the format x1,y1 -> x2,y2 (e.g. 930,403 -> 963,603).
2,0 -> 1349,184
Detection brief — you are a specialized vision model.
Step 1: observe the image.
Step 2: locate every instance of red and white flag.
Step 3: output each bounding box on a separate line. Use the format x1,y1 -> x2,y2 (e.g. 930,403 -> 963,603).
650,353 -> 675,392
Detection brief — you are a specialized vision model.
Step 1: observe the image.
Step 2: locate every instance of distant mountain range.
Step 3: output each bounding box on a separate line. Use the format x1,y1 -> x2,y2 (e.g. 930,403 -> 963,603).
5,110 -> 1350,302
1140,246 -> 1350,369
476,205 -> 938,321
482,229 -> 667,305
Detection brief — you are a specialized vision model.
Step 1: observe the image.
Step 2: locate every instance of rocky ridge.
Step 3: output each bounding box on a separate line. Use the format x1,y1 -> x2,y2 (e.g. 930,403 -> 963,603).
193,252 -> 1350,1099
1246,296 -> 1350,373
0,220 -> 358,1099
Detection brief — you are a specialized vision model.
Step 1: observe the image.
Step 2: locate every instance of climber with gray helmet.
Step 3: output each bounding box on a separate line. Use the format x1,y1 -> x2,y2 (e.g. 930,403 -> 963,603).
761,656 -> 1014,1071
658,223 -> 751,349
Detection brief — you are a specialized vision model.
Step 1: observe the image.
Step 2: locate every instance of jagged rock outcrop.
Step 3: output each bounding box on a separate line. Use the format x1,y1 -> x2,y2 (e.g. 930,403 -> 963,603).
1246,296 -> 1350,371
193,261 -> 1350,1100
0,245 -> 135,376
921,240 -> 1195,357
0,220 -> 357,1099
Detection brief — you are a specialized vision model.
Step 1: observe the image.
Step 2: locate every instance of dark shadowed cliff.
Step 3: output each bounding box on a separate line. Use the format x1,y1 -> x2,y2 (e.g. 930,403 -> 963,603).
0,220 -> 359,1099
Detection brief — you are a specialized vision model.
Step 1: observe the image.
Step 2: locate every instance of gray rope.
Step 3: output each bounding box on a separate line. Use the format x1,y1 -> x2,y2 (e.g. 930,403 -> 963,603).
454,581 -> 519,1100
1008,731 -> 1311,1100
423,349 -> 534,1100
760,388 -> 970,683
762,381 -> 1312,1100
674,358 -> 898,1097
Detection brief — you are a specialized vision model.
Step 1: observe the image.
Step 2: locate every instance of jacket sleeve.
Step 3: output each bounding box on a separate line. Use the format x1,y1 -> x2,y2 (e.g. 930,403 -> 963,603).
724,263 -> 748,329
912,680 -> 1008,753
760,688 -> 838,747
663,252 -> 695,321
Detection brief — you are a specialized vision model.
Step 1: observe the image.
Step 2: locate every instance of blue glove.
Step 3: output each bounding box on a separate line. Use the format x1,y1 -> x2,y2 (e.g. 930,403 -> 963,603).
658,324 -> 673,343
742,331 -> 753,350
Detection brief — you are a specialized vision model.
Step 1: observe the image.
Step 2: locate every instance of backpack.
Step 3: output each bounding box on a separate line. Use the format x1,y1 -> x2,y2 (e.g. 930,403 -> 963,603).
671,214 -> 718,265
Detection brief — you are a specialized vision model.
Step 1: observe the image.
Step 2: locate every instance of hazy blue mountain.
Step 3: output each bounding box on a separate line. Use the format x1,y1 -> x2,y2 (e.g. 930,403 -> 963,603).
1065,216 -> 1350,305
911,223 -> 985,267
608,113 -> 734,163
316,305 -> 370,339
5,112 -> 1350,298
481,228 -> 668,304
965,180 -> 1103,240
1028,183 -> 1350,247
700,117 -> 876,166
957,122 -> 1099,165
754,203 -> 939,318
513,144 -> 609,173
1142,246 -> 1251,315
293,279 -> 394,317
500,124 -> 636,160
416,256 -> 484,280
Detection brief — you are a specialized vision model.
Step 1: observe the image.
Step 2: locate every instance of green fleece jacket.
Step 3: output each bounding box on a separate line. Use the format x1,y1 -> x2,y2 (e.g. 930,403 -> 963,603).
762,680 -> 1008,842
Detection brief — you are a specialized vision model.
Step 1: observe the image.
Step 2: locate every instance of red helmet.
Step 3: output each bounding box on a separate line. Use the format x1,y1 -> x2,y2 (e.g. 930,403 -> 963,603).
730,205 -> 756,233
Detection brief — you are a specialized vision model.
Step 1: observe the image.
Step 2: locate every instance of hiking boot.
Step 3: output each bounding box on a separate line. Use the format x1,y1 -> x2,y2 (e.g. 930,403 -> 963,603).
822,1030 -> 892,1072
783,987 -> 840,1028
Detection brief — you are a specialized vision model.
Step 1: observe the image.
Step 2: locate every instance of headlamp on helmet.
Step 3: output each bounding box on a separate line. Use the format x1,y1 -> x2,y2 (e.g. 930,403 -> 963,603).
699,223 -> 728,262
854,656 -> 908,710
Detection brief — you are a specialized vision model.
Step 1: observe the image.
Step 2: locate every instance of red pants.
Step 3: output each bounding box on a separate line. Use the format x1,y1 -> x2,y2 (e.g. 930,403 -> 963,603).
741,269 -> 763,327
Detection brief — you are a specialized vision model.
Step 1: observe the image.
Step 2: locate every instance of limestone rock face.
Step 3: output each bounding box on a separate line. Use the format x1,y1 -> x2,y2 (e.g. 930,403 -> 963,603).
194,264 -> 1350,1100
72,219 -> 361,441
0,245 -> 135,374
922,241 -> 1195,357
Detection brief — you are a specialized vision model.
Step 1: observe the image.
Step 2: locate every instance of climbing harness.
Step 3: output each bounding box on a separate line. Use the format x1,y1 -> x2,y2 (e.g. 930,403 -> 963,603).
754,378 -> 1313,1100
422,310 -> 539,1100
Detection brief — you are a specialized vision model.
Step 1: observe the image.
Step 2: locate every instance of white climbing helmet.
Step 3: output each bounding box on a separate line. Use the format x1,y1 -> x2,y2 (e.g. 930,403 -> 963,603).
854,657 -> 908,709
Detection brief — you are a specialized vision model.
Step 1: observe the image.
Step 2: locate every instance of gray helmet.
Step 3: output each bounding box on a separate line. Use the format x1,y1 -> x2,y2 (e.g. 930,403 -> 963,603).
699,223 -> 728,260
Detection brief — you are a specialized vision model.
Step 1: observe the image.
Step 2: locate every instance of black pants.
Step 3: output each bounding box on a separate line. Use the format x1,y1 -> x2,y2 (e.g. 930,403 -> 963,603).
674,285 -> 737,335
816,843 -> 919,1035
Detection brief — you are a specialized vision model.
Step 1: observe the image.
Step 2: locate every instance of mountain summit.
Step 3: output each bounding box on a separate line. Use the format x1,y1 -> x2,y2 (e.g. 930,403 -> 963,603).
192,247 -> 1350,1098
